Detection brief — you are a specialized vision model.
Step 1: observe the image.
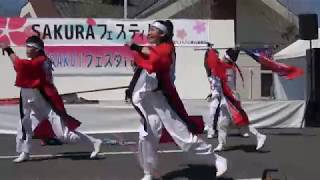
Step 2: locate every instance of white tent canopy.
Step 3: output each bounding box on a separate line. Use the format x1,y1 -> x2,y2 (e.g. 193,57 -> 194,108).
275,28 -> 320,59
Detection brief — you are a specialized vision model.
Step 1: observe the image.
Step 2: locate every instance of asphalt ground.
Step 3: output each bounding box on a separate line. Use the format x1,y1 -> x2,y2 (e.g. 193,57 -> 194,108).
0,128 -> 319,180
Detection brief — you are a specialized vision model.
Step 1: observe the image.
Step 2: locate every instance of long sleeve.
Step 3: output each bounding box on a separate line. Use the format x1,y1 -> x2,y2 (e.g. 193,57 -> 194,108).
134,44 -> 172,74
14,56 -> 47,88
14,57 -> 44,73
134,54 -> 158,73
206,49 -> 227,82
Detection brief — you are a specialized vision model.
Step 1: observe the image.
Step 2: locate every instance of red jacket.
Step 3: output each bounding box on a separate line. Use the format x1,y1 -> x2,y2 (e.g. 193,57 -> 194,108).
14,55 -> 81,139
134,42 -> 204,142
206,49 -> 249,126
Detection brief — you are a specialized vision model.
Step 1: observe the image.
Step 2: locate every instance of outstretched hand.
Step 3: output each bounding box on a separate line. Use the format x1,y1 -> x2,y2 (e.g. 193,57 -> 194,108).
1,42 -> 16,62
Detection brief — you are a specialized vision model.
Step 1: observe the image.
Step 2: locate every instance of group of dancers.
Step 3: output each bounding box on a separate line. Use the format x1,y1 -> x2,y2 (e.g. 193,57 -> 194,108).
0,19 -> 267,179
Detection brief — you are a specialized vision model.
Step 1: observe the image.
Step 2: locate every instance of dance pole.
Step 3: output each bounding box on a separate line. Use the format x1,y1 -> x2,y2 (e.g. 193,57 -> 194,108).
62,86 -> 129,95
194,42 -> 278,51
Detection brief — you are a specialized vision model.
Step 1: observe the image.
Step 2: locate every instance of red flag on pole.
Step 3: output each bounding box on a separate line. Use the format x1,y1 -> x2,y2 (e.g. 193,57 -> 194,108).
244,49 -> 304,80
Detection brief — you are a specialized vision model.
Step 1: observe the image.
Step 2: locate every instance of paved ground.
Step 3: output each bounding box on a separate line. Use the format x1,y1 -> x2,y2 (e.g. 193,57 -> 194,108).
0,128 -> 319,180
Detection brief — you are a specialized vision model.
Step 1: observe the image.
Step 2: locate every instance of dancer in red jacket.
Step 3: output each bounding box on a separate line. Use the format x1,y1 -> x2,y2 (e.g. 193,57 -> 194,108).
127,20 -> 227,180
1,36 -> 102,163
205,48 -> 267,152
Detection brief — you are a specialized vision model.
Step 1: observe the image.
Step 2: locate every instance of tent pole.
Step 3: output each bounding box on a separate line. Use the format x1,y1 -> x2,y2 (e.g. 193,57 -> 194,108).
301,40 -> 313,128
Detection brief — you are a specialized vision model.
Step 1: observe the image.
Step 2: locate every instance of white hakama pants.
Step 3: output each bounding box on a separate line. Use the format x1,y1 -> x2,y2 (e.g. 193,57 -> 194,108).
16,88 -> 98,154
133,89 -> 219,175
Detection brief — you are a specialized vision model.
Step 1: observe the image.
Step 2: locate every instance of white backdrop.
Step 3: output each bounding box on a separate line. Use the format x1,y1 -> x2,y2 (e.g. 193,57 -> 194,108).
0,20 -> 235,100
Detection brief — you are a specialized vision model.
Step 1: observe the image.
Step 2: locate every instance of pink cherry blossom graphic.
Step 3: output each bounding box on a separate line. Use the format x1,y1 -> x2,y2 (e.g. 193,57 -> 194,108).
0,17 -> 29,46
87,18 -> 97,26
9,31 -> 28,45
193,21 -> 206,34
8,17 -> 26,29
0,18 -> 7,29
176,29 -> 187,40
0,35 -> 9,44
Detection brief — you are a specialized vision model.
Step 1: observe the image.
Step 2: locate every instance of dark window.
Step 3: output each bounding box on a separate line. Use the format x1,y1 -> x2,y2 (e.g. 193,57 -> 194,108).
261,73 -> 273,97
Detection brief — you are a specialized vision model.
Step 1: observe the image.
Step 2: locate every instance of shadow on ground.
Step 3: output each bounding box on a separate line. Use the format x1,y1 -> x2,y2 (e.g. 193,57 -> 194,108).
223,144 -> 270,153
162,165 -> 233,180
265,132 -> 316,136
25,151 -> 106,162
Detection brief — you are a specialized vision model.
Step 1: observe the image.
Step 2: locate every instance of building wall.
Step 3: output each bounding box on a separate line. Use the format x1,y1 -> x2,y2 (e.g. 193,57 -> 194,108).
235,53 -> 261,100
236,0 -> 296,48
235,0 -> 298,100
171,0 -> 211,19
153,0 -> 237,20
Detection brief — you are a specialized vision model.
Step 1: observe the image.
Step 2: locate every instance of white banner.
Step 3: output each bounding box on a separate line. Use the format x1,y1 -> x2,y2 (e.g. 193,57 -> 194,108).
45,46 -> 135,76
0,17 -> 209,46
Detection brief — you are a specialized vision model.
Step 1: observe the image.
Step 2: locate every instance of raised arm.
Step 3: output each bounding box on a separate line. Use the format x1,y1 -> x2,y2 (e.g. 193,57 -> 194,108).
1,43 -> 18,64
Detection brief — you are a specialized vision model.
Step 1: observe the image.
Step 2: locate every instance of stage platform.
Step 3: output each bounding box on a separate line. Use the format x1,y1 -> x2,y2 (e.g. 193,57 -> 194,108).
0,100 -> 305,134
